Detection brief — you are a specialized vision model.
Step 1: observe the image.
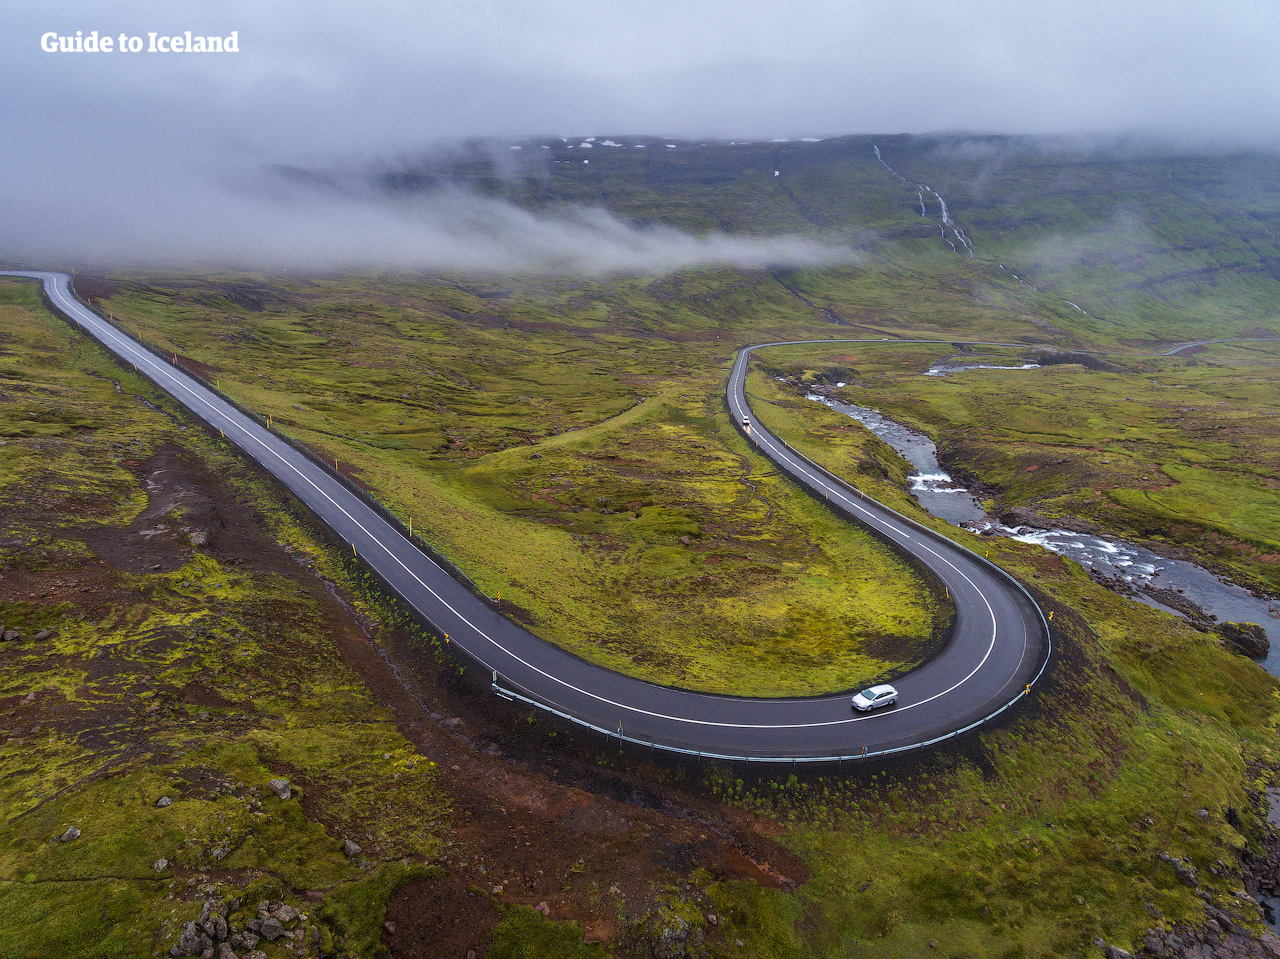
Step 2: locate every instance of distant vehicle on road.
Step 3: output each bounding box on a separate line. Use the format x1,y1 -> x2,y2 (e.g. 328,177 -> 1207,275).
741,415 -> 750,427
852,684 -> 898,711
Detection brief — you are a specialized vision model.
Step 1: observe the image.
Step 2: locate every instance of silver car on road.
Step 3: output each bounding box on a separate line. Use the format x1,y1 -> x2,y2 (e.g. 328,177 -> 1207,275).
852,684 -> 899,712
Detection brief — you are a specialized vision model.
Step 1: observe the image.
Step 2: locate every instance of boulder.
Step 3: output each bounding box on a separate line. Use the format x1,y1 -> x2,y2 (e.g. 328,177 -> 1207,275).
154,859 -> 169,871
1217,622 -> 1270,658
267,779 -> 291,800
217,944 -> 237,959
157,797 -> 173,808
59,826 -> 80,842
171,921 -> 203,957
343,839 -> 362,858
34,630 -> 52,641
259,918 -> 284,941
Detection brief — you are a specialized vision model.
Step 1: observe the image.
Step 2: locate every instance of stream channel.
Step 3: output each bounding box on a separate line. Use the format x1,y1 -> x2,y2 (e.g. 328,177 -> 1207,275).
804,384 -> 1280,676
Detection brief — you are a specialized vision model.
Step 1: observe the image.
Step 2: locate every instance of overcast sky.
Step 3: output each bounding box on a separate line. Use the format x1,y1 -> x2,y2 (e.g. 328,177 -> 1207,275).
4,0 -> 1280,270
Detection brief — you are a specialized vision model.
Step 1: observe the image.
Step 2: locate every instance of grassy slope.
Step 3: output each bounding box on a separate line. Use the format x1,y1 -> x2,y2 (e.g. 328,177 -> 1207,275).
18,134 -> 1280,956
83,273 -> 946,697
0,280 -> 597,958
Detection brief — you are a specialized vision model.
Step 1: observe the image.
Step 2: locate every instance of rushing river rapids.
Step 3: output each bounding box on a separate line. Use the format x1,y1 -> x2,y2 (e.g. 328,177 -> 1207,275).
806,390 -> 1280,675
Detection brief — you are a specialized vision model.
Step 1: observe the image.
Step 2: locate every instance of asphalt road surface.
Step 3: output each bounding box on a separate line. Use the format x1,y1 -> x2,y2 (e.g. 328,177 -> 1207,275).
4,271 -> 1052,761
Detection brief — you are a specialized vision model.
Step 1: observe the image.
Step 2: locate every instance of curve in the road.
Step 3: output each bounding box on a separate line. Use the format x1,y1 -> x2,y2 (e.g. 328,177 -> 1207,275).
5,271 -> 1059,762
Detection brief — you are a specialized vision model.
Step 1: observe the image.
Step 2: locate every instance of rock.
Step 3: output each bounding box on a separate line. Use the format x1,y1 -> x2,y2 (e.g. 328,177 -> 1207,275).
536,901 -> 550,916
383,921 -> 396,934
259,918 -> 284,941
343,839 -> 362,858
217,944 -> 237,959
172,921 -> 203,957
1104,946 -> 1133,959
1196,808 -> 1209,821
34,629 -> 51,641
267,779 -> 291,800
189,530 -> 209,548
59,826 -> 80,842
154,858 -> 169,871
1217,622 -> 1270,658
1174,862 -> 1198,886
157,796 -> 173,808
214,916 -> 228,940
3,629 -> 19,642
272,904 -> 297,924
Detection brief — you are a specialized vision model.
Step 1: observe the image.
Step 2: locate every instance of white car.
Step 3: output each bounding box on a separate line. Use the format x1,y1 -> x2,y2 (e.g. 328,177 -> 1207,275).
852,684 -> 899,712
741,416 -> 751,427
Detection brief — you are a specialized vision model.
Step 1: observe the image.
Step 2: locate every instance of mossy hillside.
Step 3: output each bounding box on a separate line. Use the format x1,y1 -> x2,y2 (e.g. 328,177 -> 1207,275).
456,390 -> 945,694
706,337 -> 1280,956
695,544 -> 1279,958
78,275 -> 947,697
862,140 -> 1280,343
0,281 -> 454,958
384,135 -> 1280,346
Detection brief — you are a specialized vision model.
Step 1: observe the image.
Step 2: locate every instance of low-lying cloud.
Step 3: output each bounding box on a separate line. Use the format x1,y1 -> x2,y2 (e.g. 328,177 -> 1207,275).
0,155 -> 855,275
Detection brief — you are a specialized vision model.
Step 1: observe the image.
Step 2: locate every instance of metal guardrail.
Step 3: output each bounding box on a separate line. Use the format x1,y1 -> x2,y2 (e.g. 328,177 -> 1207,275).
481,348 -> 1053,766
492,674 -> 1037,765
38,274 -> 1052,767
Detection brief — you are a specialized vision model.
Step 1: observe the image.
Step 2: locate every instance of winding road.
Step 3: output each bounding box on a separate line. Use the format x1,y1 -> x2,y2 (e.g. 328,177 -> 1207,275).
4,270 -> 1054,762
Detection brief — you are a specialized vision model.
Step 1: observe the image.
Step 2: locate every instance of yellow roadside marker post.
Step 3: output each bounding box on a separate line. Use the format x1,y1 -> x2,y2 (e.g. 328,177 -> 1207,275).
1048,611 -> 1054,621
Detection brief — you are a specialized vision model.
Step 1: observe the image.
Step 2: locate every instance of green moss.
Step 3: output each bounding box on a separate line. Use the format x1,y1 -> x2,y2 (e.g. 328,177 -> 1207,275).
486,905 -> 609,959
0,280 -> 451,958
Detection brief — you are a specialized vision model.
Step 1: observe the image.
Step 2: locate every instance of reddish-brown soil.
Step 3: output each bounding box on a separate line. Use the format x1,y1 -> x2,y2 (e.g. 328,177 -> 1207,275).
0,438 -> 808,959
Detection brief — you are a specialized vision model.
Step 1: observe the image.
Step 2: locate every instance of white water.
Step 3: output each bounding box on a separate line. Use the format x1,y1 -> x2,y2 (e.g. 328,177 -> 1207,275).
808,385 -> 1280,673
924,361 -> 1040,377
872,145 -> 974,257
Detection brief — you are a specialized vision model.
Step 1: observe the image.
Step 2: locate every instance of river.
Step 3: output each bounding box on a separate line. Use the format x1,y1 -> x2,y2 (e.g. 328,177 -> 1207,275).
806,392 -> 1280,673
